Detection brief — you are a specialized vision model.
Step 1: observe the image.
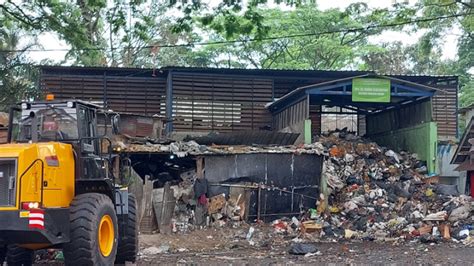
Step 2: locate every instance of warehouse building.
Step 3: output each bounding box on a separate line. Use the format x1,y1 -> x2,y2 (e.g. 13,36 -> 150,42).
40,66 -> 458,174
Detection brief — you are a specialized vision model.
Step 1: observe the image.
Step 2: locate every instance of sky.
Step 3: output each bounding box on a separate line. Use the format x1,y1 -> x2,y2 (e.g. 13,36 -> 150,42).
28,0 -> 460,64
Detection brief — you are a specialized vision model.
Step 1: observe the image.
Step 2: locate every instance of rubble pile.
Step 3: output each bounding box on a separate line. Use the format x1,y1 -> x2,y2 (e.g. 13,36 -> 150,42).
170,191 -> 248,230
124,140 -> 325,156
313,131 -> 473,243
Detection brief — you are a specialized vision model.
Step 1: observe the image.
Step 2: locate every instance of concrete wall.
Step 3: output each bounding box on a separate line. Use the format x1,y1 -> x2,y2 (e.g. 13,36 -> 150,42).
370,122 -> 438,174
438,143 -> 466,193
438,143 -> 462,176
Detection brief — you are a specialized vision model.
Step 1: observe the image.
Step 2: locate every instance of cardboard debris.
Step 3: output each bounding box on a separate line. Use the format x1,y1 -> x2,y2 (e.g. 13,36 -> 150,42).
439,224 -> 451,240
208,194 -> 226,215
302,221 -> 323,233
0,112 -> 8,127
418,225 -> 433,235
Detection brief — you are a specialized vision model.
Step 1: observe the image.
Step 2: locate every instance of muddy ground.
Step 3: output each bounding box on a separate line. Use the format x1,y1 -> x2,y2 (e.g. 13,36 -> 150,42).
137,226 -> 474,265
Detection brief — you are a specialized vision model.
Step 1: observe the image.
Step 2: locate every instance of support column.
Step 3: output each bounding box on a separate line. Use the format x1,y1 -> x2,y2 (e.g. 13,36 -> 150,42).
165,70 -> 173,134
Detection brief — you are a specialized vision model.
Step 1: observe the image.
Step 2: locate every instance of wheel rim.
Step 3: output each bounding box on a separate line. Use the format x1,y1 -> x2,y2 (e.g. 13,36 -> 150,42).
98,215 -> 114,257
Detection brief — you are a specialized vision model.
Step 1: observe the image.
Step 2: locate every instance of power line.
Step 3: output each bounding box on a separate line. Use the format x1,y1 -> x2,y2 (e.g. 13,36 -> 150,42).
0,12 -> 471,54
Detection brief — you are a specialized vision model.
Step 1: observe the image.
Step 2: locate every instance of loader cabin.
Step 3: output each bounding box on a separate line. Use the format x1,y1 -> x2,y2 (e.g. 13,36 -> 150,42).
7,98 -> 121,196
9,98 -> 100,147
0,97 -> 138,265
9,98 -> 108,179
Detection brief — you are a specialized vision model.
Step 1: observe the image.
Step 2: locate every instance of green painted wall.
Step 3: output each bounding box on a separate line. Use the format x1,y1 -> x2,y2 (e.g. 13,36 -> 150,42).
304,119 -> 312,144
370,122 -> 438,173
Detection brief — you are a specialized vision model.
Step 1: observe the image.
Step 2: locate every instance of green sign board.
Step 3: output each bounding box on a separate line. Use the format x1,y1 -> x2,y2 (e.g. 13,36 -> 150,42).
352,78 -> 391,103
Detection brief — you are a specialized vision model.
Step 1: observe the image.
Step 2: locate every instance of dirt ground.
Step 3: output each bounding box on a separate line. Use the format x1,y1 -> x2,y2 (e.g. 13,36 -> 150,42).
137,226 -> 474,265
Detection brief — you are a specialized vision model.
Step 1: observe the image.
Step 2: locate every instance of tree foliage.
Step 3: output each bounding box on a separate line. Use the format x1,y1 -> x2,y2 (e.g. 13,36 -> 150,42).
193,3 -> 394,70
0,0 -> 472,109
0,22 -> 38,111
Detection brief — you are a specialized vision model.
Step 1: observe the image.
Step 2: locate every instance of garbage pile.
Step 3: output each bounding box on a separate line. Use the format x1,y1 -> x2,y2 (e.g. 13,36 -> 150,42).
308,130 -> 473,244
142,129 -> 472,246
153,177 -> 249,234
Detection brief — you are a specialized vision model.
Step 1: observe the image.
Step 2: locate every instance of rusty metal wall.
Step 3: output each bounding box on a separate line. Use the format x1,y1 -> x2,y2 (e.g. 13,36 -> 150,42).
97,112 -> 164,139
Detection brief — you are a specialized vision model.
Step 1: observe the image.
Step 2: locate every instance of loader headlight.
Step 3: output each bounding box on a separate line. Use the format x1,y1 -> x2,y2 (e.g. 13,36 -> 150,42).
22,201 -> 40,210
21,103 -> 30,110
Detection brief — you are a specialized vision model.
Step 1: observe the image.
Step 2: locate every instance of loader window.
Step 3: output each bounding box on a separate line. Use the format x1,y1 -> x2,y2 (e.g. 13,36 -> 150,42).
78,107 -> 95,140
78,106 -> 96,152
39,110 -> 78,141
12,105 -> 79,142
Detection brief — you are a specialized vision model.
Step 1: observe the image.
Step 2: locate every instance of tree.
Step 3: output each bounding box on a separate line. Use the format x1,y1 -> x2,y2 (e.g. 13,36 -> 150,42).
192,3 -> 393,70
106,3 -> 205,68
0,25 -> 38,111
391,0 -> 473,106
0,1 -> 109,65
359,42 -> 411,74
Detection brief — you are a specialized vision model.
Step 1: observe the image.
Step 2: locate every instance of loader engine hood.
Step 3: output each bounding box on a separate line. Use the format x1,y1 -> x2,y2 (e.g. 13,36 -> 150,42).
0,142 -> 75,210
0,143 -> 40,158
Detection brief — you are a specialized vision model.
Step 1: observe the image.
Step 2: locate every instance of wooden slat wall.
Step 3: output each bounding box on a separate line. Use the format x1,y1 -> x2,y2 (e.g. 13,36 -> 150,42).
171,73 -> 273,132
432,86 -> 457,139
309,105 -> 322,136
41,75 -> 166,116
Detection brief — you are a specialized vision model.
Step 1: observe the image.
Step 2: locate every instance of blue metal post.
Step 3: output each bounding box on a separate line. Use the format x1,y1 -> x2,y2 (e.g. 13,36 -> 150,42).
166,70 -> 173,134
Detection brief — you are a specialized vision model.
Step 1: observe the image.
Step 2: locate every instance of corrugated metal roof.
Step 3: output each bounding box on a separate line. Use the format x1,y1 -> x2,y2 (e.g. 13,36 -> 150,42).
184,131 -> 300,146
386,73 -> 458,78
267,74 -> 442,111
39,65 -> 457,79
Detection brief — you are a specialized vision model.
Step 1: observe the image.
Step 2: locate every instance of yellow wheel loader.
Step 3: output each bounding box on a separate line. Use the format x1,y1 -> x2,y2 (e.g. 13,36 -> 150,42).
0,98 -> 138,265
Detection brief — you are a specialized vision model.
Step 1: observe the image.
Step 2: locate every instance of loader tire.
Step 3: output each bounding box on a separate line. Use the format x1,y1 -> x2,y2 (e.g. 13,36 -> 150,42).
0,245 -> 6,265
63,193 -> 118,266
6,244 -> 34,266
115,194 -> 138,264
